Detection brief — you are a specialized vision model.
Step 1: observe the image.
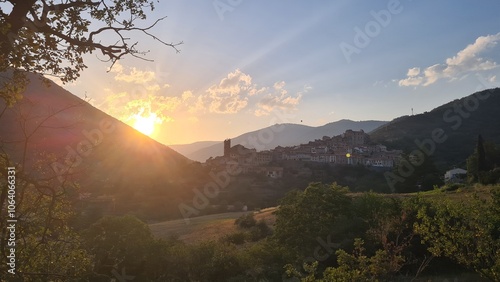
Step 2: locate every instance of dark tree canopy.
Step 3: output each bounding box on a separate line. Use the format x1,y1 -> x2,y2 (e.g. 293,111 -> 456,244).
0,0 -> 182,105
477,134 -> 487,172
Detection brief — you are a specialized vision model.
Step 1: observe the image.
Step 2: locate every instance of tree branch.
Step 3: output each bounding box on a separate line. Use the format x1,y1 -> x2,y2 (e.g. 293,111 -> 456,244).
45,0 -> 100,12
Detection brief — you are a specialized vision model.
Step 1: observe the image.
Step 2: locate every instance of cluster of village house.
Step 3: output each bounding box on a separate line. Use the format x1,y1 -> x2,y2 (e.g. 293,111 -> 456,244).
206,129 -> 403,178
80,130 -> 467,211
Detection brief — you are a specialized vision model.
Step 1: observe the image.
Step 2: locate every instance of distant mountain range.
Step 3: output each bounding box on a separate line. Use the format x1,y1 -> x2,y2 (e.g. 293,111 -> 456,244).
169,141 -> 220,158
370,88 -> 500,170
170,120 -> 388,162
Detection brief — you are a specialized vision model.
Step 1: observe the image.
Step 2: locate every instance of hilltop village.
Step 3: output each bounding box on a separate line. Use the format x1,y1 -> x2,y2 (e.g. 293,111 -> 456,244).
206,129 -> 402,178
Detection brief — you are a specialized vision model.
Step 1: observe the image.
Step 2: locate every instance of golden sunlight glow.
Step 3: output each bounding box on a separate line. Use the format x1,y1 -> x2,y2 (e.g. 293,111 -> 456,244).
132,113 -> 158,136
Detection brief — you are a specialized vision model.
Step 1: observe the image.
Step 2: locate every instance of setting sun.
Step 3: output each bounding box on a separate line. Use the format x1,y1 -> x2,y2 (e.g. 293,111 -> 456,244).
133,113 -> 157,136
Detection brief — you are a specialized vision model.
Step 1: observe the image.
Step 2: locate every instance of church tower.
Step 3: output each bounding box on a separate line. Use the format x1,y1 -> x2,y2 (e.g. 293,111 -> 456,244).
224,139 -> 231,158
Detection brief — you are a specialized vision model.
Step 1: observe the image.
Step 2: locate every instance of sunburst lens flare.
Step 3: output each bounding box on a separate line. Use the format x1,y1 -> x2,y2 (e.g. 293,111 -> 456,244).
133,114 -> 157,136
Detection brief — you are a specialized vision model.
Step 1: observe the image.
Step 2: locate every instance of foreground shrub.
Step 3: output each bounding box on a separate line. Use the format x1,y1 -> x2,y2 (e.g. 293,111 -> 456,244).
413,189 -> 500,280
223,232 -> 247,245
235,213 -> 257,228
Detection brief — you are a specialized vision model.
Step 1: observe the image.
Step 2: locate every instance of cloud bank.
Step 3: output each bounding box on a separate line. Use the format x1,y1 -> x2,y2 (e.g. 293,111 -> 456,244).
191,69 -> 303,115
97,63 -> 306,130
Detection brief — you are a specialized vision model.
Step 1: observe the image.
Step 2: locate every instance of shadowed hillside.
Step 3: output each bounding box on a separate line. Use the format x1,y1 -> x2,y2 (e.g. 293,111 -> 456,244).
370,88 -> 500,169
0,73 -> 205,220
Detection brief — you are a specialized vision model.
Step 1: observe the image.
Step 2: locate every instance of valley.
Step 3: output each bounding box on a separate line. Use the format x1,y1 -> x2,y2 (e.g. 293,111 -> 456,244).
2,2 -> 500,279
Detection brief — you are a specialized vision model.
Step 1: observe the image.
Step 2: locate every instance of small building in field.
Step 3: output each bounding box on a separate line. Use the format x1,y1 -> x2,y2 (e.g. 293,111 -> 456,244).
444,168 -> 467,183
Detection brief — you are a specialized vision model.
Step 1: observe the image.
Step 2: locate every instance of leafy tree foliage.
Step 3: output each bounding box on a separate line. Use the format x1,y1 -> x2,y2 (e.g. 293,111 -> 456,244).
391,153 -> 443,193
284,239 -> 405,282
324,238 -> 404,281
273,182 -> 352,257
413,191 -> 500,281
241,238 -> 296,281
82,215 -> 156,280
222,232 -> 247,245
477,134 -> 487,172
352,193 -> 415,261
151,239 -> 248,281
235,212 -> 257,228
467,139 -> 500,184
0,0 -> 181,104
0,153 -> 93,280
248,220 -> 272,242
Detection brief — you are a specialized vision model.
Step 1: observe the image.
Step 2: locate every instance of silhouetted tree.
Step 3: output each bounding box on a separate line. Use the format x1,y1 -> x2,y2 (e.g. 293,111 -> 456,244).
0,0 -> 182,105
477,134 -> 487,172
467,137 -> 500,183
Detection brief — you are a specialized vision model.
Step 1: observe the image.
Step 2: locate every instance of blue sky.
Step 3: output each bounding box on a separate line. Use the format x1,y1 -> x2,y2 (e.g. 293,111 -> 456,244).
61,0 -> 500,145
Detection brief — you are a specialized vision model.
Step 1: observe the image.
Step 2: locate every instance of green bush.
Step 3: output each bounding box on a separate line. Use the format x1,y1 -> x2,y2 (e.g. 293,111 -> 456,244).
273,182 -> 352,257
318,239 -> 404,281
82,215 -> 160,280
442,183 -> 461,192
479,170 -> 500,185
223,232 -> 247,245
413,191 -> 500,281
235,213 -> 257,228
248,220 -> 272,241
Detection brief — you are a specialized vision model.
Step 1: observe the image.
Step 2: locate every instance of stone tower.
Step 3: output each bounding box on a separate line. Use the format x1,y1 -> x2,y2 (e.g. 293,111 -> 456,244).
224,139 -> 231,158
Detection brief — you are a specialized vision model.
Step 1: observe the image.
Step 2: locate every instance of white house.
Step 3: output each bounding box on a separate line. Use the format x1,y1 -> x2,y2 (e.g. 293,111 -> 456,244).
444,168 -> 467,183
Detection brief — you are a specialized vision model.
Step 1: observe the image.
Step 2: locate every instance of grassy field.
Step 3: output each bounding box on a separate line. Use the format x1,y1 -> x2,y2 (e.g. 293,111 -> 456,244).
149,207 -> 277,244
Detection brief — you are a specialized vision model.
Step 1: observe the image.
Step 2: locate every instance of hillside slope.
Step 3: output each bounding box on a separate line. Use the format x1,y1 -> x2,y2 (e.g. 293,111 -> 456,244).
0,72 -> 200,219
370,88 -> 500,169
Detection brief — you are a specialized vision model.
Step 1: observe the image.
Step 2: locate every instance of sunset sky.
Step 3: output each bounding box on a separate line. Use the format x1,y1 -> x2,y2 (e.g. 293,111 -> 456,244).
58,0 -> 500,145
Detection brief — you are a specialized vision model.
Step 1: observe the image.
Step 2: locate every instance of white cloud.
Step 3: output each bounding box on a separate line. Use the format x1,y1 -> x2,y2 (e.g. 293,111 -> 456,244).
209,97 -> 248,114
302,84 -> 313,94
110,62 -> 156,84
182,90 -> 193,100
100,66 -> 306,123
200,69 -> 258,114
407,67 -> 420,77
399,32 -> 500,87
248,86 -> 268,96
254,81 -> 303,116
274,81 -> 286,90
183,69 -> 305,116
146,84 -> 161,93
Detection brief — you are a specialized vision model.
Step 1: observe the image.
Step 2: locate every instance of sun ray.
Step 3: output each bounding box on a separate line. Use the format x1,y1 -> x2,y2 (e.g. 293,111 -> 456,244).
131,110 -> 158,136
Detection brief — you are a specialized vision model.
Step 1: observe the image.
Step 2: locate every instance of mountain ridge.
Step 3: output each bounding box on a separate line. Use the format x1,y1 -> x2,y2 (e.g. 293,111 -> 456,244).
0,72 -> 199,219
172,119 -> 388,162
370,88 -> 500,169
